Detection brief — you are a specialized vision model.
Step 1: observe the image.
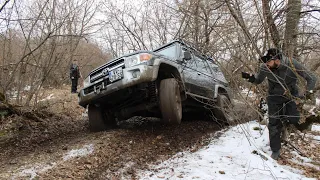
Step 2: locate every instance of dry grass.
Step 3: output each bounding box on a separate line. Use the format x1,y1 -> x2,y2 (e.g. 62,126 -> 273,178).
35,84 -> 86,119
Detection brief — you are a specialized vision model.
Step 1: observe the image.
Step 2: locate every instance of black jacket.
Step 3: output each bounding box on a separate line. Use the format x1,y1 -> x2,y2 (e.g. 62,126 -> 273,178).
70,64 -> 80,79
253,54 -> 317,103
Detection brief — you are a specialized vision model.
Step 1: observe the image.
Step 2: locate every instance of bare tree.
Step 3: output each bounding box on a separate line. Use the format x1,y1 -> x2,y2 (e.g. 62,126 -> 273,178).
283,0 -> 301,57
262,0 -> 281,48
1,0 -> 318,108
0,0 -> 100,107
99,0 -> 182,56
0,0 -> 11,13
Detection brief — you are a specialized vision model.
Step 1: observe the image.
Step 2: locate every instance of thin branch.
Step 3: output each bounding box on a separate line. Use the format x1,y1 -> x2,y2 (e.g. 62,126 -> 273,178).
0,0 -> 10,13
300,9 -> 320,14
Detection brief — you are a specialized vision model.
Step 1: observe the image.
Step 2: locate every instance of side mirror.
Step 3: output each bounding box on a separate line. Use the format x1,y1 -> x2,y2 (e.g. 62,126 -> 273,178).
183,51 -> 192,61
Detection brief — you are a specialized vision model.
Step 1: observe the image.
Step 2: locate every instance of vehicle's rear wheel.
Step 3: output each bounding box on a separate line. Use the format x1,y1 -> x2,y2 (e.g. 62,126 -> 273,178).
88,104 -> 117,132
213,94 -> 235,125
159,78 -> 182,124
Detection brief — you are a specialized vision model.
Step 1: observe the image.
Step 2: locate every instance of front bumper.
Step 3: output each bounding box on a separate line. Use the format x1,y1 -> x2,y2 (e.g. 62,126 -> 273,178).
78,65 -> 159,107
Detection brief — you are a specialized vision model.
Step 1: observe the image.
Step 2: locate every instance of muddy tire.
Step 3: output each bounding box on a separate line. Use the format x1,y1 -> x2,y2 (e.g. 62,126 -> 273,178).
88,104 -> 117,132
213,94 -> 235,125
159,78 -> 182,124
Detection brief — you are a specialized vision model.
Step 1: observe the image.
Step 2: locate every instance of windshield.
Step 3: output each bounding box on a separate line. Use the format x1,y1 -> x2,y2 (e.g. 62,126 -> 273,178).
154,44 -> 177,59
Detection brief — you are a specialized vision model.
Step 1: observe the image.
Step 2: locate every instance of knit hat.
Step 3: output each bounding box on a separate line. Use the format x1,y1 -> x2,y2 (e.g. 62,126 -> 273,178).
259,55 -> 271,63
266,48 -> 282,60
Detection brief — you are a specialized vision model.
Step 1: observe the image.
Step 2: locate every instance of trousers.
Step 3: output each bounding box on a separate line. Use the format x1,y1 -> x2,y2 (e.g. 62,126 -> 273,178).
71,78 -> 78,93
267,99 -> 300,152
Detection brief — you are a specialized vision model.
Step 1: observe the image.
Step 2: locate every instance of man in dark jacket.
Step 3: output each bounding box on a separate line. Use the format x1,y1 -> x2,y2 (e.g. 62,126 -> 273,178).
242,48 -> 317,160
70,60 -> 81,93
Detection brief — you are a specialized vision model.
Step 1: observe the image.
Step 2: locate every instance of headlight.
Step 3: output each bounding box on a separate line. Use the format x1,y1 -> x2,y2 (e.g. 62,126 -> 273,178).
125,55 -> 140,67
125,53 -> 152,68
83,76 -> 90,87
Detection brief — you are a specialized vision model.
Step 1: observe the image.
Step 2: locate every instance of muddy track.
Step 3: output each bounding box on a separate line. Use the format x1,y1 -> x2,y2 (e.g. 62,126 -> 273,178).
0,117 -> 225,179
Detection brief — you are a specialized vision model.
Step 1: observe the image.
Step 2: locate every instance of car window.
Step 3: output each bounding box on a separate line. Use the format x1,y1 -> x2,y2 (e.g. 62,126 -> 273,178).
186,56 -> 198,69
207,60 -> 227,82
154,44 -> 177,59
208,60 -> 225,74
194,55 -> 211,74
207,60 -> 220,73
182,48 -> 198,69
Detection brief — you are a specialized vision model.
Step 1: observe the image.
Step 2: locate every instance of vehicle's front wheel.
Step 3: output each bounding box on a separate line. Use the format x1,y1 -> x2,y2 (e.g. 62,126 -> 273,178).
159,78 -> 182,124
88,104 -> 117,132
213,94 -> 235,125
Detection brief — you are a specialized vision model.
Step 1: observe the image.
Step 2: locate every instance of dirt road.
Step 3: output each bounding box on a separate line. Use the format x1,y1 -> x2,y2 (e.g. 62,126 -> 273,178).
2,88 -> 317,179
0,87 -> 253,179
0,116 -> 224,179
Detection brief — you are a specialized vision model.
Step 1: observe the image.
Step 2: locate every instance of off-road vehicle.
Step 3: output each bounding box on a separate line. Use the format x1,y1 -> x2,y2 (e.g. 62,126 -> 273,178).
78,40 -> 233,131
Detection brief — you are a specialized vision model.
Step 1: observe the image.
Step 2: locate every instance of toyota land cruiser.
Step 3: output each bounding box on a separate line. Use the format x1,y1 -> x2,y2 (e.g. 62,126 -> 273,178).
78,40 -> 233,131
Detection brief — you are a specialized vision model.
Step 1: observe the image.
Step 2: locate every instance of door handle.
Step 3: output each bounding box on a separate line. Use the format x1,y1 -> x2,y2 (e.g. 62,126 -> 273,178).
197,72 -> 201,75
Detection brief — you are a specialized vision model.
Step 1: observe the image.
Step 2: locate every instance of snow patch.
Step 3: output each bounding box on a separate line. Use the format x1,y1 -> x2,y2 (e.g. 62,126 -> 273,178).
11,144 -> 94,179
316,98 -> 320,107
232,99 -> 245,104
63,144 -> 94,161
39,94 -> 55,102
82,108 -> 88,117
312,136 -> 320,141
290,152 -> 320,171
24,86 -> 31,91
241,88 -> 256,98
311,124 -> 320,132
301,133 -> 320,143
13,163 -> 56,180
138,121 -> 316,180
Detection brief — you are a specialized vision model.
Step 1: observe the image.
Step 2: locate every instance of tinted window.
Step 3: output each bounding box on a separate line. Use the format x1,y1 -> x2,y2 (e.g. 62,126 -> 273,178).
207,60 -> 227,82
207,60 -> 219,72
154,44 -> 177,59
207,60 -> 221,73
194,55 -> 211,74
187,57 -> 198,69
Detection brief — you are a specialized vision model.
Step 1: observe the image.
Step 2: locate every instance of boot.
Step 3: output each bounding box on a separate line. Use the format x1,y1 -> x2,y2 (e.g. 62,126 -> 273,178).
271,150 -> 280,160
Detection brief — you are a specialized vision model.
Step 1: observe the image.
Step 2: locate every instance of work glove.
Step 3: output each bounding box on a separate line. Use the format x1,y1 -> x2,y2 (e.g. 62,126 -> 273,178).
241,72 -> 255,83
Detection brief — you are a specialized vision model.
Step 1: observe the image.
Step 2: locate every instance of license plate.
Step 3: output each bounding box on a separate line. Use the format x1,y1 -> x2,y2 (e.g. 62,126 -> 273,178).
109,68 -> 123,82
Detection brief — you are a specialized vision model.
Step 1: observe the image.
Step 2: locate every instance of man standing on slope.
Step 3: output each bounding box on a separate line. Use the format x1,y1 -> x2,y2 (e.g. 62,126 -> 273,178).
241,48 -> 318,160
70,59 -> 82,93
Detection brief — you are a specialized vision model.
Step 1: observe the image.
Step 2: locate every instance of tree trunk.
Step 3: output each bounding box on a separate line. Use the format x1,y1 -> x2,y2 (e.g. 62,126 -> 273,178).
193,0 -> 201,46
283,0 -> 301,57
262,0 -> 281,48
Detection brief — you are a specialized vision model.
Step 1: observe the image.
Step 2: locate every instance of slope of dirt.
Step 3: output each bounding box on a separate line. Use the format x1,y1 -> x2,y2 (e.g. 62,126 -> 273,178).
0,86 -> 227,179
0,86 -> 86,161
0,118 -> 222,179
0,86 -> 319,179
42,120 -> 222,179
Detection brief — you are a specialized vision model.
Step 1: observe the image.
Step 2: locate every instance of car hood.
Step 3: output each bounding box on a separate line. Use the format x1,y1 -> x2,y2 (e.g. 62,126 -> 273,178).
88,50 -> 159,78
